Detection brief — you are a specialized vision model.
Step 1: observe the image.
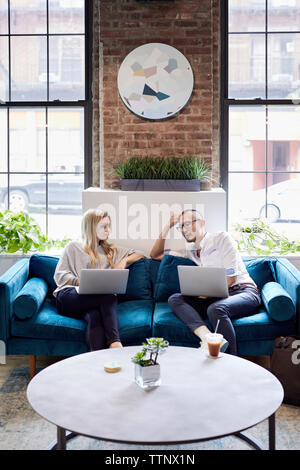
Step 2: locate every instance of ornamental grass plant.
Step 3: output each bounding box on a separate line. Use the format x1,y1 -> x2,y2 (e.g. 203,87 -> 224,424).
112,155 -> 211,181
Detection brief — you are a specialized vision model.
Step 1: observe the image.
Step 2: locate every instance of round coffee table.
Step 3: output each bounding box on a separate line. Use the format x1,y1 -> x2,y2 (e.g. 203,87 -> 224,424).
27,346 -> 283,450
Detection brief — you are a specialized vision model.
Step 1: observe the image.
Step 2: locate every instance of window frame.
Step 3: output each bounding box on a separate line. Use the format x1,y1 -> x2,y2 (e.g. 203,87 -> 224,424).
221,0 -> 300,229
0,0 -> 93,233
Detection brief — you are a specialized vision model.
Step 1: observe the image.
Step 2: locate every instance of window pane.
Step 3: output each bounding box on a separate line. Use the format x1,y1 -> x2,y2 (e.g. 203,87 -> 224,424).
0,174 -> 8,211
49,0 -> 85,34
49,36 -> 85,101
11,36 -> 47,101
229,106 -> 266,172
0,36 -> 9,102
0,0 -> 8,34
228,172 -> 265,224
229,172 -> 300,232
48,108 -> 84,172
9,173 -> 46,233
10,0 -> 47,34
9,108 -> 46,172
268,106 -> 300,171
47,173 -> 83,240
266,173 -> 300,221
268,0 -> 300,32
0,109 -> 7,172
229,34 -> 266,99
268,33 -> 300,99
229,0 -> 266,33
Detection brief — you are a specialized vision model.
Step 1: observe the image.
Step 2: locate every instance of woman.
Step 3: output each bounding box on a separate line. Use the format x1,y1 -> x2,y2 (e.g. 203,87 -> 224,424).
53,208 -> 144,351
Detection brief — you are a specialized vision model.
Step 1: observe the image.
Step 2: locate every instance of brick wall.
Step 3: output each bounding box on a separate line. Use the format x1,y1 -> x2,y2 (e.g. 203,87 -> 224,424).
92,0 -> 220,189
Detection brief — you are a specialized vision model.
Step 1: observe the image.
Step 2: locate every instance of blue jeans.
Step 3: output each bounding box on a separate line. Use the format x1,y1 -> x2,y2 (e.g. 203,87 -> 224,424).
56,287 -> 120,351
168,286 -> 261,355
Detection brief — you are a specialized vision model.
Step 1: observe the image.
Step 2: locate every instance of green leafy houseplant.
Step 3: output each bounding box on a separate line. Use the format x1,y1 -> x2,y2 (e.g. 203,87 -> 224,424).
0,210 -> 71,254
234,220 -> 300,256
131,338 -> 169,367
112,155 -> 211,181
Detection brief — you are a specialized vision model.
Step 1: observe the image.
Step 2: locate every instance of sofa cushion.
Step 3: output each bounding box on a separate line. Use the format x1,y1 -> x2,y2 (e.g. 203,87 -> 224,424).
29,254 -> 58,296
154,255 -> 196,301
117,258 -> 152,301
232,308 -> 297,342
152,302 -> 203,347
146,258 -> 161,294
261,281 -> 295,322
152,302 -> 297,346
11,299 -> 153,345
11,299 -> 86,342
242,258 -> 276,291
117,299 -> 153,344
13,277 -> 48,320
29,254 -> 152,301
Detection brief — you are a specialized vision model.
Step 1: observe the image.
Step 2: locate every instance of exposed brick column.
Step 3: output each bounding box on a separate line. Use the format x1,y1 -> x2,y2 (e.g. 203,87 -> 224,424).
93,0 -> 220,189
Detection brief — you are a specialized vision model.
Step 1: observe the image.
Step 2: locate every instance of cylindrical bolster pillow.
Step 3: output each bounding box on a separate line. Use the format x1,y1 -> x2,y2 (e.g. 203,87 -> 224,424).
13,277 -> 48,320
261,281 -> 295,322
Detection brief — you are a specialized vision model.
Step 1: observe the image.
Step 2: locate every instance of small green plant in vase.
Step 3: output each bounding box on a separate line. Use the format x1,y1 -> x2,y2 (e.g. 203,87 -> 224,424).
131,337 -> 169,389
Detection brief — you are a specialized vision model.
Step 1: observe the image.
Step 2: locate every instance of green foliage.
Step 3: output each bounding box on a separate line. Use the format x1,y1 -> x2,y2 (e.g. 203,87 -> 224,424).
131,337 -> 169,367
0,210 -> 71,254
234,220 -> 300,256
111,155 -> 212,181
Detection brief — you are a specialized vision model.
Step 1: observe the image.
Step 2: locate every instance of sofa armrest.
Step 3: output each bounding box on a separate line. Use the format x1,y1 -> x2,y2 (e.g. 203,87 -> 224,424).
275,257 -> 300,334
0,258 -> 29,343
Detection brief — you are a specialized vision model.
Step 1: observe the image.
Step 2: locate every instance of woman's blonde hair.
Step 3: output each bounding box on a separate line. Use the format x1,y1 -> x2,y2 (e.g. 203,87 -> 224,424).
81,208 -> 117,268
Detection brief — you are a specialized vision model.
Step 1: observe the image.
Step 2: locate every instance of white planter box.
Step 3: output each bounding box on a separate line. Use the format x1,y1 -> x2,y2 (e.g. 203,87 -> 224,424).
0,248 -> 64,277
82,187 -> 227,256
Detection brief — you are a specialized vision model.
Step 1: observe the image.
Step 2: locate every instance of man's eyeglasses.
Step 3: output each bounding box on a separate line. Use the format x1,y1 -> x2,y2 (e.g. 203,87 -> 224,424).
176,219 -> 199,231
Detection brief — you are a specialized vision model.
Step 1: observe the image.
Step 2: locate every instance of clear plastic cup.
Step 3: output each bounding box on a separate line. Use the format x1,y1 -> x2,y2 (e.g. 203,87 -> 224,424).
205,333 -> 223,358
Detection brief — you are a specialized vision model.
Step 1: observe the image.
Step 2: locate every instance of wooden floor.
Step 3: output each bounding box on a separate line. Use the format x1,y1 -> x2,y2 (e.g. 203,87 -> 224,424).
0,354 -> 271,388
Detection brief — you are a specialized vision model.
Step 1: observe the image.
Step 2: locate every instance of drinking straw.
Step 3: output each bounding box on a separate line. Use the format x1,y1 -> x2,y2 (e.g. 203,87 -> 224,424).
214,319 -> 220,334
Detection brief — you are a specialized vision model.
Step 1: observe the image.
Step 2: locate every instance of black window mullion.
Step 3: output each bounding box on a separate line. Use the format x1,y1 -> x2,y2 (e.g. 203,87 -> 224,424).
266,0 -> 268,100
8,0 -> 11,102
7,108 -> 10,210
47,0 -> 49,102
46,107 -> 48,236
84,0 -> 93,188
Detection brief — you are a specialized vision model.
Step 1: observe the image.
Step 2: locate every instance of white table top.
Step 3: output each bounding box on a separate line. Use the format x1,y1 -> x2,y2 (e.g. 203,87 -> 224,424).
27,346 -> 283,445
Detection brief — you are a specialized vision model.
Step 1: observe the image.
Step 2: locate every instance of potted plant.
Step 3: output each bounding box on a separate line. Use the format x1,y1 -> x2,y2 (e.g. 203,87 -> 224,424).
233,220 -> 300,256
131,337 -> 169,389
0,210 -> 70,276
112,155 -> 212,191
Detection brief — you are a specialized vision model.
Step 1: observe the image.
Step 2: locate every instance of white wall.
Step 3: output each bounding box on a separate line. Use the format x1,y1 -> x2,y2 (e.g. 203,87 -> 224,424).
82,188 -> 227,256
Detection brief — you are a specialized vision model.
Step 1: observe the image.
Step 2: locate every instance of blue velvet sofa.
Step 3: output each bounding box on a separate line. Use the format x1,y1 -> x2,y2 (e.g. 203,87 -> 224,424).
0,253 -> 299,378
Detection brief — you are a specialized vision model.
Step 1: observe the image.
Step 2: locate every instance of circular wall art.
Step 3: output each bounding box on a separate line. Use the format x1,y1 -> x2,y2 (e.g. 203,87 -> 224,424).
117,43 -> 194,120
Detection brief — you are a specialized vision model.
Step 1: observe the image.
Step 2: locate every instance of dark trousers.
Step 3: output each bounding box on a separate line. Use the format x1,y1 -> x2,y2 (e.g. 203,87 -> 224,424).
56,287 -> 120,351
168,287 -> 261,355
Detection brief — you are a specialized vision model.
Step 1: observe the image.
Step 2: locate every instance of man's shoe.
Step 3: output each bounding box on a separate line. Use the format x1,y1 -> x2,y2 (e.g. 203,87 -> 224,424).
220,339 -> 229,353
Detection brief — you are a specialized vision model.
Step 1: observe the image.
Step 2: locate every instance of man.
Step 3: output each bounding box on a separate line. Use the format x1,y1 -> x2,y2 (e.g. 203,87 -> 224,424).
150,209 -> 261,355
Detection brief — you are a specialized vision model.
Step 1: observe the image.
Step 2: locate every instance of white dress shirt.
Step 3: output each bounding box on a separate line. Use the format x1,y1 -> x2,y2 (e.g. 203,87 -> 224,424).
167,231 -> 256,288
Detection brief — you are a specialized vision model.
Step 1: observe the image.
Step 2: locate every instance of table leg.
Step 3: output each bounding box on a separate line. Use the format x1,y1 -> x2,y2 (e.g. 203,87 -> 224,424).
269,413 -> 276,451
57,426 -> 66,450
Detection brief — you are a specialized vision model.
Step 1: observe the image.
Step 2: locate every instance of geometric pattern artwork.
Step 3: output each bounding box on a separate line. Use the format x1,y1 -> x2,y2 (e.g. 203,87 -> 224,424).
117,43 -> 194,120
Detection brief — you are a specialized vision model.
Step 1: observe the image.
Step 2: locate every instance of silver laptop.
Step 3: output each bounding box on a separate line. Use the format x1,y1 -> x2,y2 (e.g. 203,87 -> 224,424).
177,266 -> 229,298
78,269 -> 129,295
